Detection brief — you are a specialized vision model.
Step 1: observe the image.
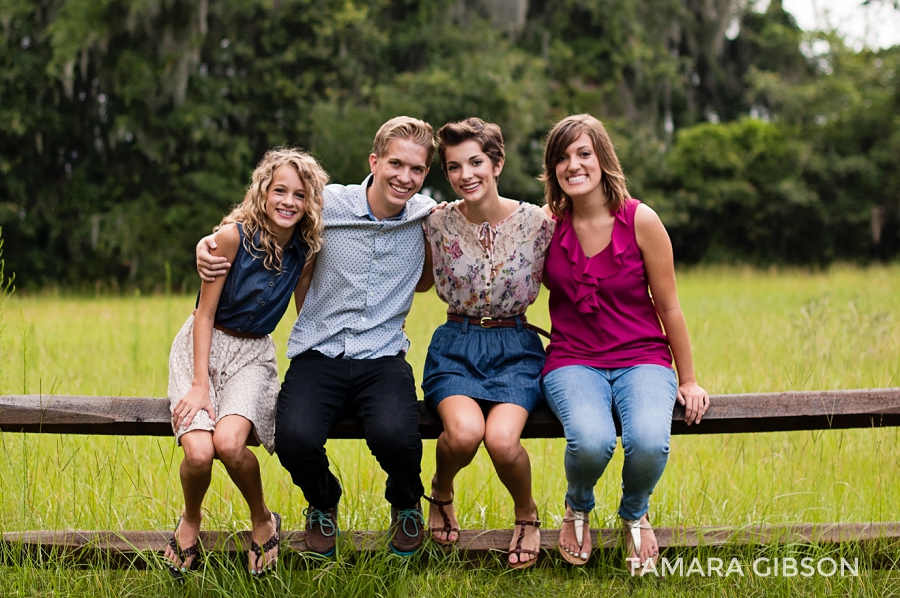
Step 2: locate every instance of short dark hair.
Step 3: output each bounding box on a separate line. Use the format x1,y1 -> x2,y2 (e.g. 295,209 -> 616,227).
436,118 -> 505,175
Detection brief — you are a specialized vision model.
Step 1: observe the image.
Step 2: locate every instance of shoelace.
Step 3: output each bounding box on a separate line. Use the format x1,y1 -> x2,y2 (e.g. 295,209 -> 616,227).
394,508 -> 424,537
304,507 -> 336,537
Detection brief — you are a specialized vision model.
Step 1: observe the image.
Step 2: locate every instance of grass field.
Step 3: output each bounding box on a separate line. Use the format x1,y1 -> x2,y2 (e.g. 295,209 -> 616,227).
1,265 -> 899,596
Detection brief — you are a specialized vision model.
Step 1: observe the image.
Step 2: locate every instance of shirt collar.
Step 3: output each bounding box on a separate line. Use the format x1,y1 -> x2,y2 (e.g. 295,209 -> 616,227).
238,221 -> 304,255
285,230 -> 304,254
358,175 -> 406,221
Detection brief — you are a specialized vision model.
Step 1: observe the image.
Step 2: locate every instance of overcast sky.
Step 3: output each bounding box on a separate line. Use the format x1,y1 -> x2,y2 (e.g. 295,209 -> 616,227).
764,0 -> 900,49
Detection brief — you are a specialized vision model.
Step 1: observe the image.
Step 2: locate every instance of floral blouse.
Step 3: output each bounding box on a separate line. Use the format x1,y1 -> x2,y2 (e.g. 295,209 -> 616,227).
423,201 -> 555,318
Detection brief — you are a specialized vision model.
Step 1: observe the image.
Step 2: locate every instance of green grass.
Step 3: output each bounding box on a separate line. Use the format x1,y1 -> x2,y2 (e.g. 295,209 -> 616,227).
1,265 -> 899,596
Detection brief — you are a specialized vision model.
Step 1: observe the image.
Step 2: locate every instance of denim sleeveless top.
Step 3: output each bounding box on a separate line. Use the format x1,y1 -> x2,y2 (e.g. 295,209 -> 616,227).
542,199 -> 672,375
214,222 -> 309,336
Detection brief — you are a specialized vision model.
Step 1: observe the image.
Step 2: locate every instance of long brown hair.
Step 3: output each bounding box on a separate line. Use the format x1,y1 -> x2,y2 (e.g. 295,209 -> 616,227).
220,147 -> 328,271
540,114 -> 630,218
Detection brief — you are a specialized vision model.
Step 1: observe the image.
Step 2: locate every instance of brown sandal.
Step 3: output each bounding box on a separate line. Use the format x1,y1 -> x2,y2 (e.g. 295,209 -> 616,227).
509,517 -> 541,570
423,494 -> 459,545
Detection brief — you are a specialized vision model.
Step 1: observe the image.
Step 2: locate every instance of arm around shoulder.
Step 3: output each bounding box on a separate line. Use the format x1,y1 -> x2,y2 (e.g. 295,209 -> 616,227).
196,225 -> 235,282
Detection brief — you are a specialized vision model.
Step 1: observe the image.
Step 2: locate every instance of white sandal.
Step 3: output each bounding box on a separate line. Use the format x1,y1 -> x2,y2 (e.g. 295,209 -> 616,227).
622,514 -> 658,576
559,505 -> 590,565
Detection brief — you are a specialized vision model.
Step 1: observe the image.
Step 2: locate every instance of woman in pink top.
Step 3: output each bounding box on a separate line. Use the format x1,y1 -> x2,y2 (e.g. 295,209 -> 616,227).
539,114 -> 710,574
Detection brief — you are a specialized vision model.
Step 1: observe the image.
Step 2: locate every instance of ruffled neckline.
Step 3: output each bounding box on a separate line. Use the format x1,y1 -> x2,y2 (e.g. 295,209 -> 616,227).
557,201 -> 635,313
451,200 -> 522,249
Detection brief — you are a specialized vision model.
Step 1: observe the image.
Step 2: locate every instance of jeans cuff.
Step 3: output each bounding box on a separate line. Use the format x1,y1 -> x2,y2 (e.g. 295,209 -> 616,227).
565,489 -> 596,513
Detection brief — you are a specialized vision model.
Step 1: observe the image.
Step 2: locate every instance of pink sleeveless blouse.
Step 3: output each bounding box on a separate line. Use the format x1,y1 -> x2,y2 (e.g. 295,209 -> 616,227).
542,199 -> 673,375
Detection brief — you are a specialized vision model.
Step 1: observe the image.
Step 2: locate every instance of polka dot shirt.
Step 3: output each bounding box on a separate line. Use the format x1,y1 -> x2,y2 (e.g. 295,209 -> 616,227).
286,175 -> 436,360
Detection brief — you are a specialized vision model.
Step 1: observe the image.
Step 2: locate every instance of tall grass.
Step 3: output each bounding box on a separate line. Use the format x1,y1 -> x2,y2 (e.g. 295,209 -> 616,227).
1,265 -> 899,596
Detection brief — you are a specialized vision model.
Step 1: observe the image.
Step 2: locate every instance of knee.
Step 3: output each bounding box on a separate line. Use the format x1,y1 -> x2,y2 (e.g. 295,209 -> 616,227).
622,432 -> 669,464
213,432 -> 246,466
568,426 -> 616,467
366,420 -> 419,458
275,426 -> 325,463
441,420 -> 484,456
483,429 -> 523,467
182,442 -> 215,473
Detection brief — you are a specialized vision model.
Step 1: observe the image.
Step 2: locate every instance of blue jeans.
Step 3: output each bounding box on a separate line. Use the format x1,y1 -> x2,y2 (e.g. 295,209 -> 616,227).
541,364 -> 677,520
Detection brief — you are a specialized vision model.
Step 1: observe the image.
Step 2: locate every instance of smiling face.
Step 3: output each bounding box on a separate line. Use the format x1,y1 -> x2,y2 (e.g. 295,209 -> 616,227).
367,137 -> 430,219
554,132 -> 604,201
444,140 -> 503,206
265,164 -> 306,240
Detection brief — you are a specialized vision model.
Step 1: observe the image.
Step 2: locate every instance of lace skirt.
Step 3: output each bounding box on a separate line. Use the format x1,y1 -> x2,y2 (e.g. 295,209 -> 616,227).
168,315 -> 279,453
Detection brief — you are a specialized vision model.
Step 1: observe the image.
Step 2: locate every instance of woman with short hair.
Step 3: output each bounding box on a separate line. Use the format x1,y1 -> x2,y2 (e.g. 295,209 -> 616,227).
418,117 -> 554,569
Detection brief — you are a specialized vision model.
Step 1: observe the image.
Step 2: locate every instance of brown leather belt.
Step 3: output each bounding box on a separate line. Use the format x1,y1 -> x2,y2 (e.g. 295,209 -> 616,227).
446,313 -> 551,340
213,323 -> 267,339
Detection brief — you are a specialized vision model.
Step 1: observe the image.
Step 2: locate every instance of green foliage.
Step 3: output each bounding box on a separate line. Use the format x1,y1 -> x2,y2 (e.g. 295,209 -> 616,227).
662,118 -> 825,264
310,20 -> 549,202
1,0 -> 898,290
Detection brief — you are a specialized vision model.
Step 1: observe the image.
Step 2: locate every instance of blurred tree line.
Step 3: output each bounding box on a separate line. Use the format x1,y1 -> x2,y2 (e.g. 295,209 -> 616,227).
1,0 -> 898,291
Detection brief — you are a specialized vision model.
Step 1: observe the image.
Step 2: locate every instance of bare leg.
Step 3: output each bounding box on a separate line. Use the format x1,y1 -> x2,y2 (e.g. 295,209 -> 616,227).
429,395 -> 486,542
213,415 -> 276,573
483,404 -> 539,566
164,430 -> 214,570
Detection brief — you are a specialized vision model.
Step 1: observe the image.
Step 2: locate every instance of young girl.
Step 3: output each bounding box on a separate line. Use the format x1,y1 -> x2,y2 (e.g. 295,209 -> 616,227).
165,148 -> 327,577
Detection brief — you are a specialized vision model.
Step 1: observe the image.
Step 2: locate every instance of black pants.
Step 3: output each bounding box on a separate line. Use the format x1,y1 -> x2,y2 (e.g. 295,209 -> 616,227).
274,351 -> 424,510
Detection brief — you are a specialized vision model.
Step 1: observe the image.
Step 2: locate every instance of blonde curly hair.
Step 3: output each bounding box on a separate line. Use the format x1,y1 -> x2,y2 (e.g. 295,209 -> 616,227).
219,147 -> 328,272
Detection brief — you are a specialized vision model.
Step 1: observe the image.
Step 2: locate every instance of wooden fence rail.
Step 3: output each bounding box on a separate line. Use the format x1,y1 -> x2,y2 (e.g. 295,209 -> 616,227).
2,388 -> 900,438
4,523 -> 900,567
2,388 -> 900,566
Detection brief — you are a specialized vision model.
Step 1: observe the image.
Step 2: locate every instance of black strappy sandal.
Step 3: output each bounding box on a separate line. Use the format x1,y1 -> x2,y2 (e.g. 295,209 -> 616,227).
165,516 -> 202,581
249,512 -> 281,577
423,494 -> 460,546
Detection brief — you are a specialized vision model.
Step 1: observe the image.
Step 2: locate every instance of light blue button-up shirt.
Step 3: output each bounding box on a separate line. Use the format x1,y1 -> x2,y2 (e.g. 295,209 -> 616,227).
286,176 -> 436,360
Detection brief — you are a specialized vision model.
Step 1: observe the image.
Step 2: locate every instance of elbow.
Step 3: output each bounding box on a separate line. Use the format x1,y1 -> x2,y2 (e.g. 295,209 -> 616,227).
657,304 -> 682,318
655,304 -> 683,325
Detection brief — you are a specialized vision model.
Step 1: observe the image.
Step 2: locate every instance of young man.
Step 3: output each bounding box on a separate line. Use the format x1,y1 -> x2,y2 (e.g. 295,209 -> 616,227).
197,117 -> 436,556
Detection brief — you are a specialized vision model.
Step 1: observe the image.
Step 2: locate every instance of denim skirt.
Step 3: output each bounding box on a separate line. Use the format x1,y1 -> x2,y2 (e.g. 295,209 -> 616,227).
422,317 -> 546,413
